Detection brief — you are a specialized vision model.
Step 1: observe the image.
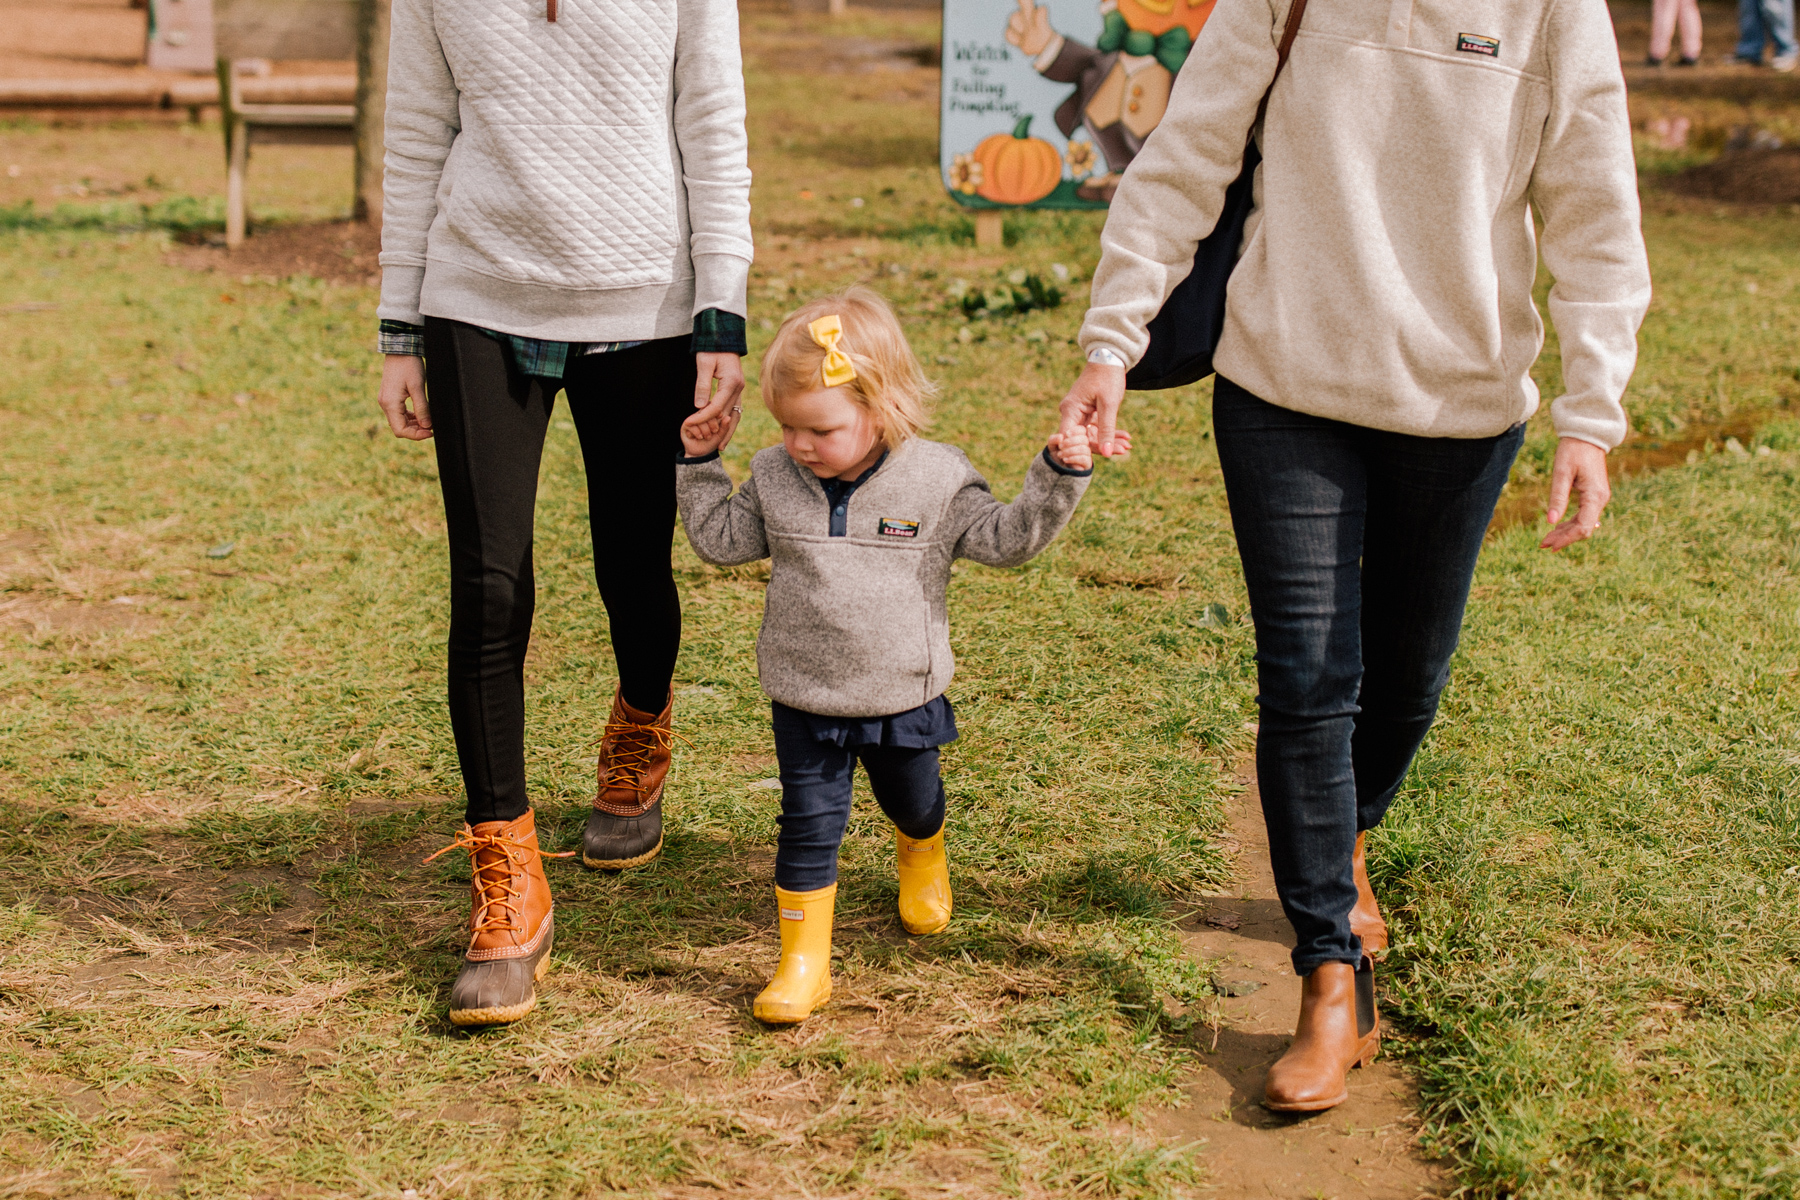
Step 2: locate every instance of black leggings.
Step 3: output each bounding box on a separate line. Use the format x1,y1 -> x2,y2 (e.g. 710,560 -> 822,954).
424,318 -> 693,826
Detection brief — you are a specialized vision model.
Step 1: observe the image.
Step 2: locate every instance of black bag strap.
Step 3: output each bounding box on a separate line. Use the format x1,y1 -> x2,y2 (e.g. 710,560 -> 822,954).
1254,0 -> 1310,129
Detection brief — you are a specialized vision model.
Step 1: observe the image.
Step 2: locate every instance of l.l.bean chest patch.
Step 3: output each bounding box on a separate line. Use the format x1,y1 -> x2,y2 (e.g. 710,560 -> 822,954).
1456,32 -> 1500,57
877,517 -> 921,539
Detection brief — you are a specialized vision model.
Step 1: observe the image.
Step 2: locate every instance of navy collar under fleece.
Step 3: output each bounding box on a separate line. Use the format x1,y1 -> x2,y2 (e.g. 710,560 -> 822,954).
817,452 -> 889,537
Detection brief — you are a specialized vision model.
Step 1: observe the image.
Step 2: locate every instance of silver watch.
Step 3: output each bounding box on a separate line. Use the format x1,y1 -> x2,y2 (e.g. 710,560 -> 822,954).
1086,346 -> 1127,369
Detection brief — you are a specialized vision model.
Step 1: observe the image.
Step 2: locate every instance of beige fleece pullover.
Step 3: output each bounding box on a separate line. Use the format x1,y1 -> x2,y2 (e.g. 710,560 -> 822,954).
1080,0 -> 1651,449
677,441 -> 1090,717
377,0 -> 753,342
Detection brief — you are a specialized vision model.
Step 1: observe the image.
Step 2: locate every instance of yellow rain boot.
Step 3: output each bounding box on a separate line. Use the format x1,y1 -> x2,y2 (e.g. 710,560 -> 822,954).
753,884 -> 836,1024
895,824 -> 952,935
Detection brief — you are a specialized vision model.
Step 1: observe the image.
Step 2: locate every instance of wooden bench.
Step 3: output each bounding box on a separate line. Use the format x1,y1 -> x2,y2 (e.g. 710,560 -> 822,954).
213,0 -> 361,246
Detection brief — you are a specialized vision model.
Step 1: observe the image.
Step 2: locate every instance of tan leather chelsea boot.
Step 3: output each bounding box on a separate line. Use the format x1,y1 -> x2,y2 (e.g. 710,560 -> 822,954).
1262,958 -> 1380,1112
1350,831 -> 1388,955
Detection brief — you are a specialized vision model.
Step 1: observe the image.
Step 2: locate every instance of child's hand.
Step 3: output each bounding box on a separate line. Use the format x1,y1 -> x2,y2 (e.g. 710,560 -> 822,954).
1048,424 -> 1131,471
681,402 -> 743,458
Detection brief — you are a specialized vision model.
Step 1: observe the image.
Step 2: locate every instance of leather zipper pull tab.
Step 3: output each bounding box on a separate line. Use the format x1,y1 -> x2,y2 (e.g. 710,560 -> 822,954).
547,0 -> 557,20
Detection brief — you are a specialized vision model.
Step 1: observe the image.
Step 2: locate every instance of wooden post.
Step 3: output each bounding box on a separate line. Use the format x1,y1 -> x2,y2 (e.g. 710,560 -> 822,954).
354,0 -> 391,226
226,111 -> 249,248
975,210 -> 1004,248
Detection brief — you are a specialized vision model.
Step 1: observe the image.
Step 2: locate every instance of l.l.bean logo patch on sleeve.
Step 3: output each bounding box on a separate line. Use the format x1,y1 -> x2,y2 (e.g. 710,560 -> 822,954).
877,517 -> 921,539
1456,32 -> 1500,57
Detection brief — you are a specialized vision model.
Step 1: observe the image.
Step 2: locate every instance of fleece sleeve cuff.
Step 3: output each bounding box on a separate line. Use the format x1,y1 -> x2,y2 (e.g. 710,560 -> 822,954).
1042,446 -> 1095,477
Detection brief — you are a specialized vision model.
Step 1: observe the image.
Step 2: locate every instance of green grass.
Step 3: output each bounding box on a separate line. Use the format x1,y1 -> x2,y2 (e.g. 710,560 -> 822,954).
1,6 -> 1799,1196
1388,454 -> 1800,1197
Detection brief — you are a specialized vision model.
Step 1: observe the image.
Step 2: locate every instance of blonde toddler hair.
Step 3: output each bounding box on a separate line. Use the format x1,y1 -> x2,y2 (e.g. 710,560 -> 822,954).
760,286 -> 936,451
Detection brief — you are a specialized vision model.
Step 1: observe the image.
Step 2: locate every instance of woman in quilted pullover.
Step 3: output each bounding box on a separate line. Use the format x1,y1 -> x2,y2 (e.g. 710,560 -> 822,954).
1059,0 -> 1651,1110
373,0 -> 753,1026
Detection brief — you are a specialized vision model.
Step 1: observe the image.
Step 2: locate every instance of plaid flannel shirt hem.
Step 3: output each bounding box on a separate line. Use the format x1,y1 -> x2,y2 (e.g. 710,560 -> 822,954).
691,309 -> 748,356
378,319 -> 426,357
375,309 -> 747,372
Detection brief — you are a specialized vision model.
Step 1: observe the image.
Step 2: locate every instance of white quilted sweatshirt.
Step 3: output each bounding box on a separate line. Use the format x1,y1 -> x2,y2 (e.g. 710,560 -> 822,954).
1081,0 -> 1652,449
377,0 -> 753,341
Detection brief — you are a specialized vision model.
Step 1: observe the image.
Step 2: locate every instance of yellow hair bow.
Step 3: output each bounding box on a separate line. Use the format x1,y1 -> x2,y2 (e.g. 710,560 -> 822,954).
808,315 -> 858,388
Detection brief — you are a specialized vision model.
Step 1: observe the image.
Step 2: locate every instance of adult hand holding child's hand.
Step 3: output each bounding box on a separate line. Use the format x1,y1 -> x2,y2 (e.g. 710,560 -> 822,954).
1048,423 -> 1132,471
1058,360 -> 1128,458
694,353 -> 746,424
680,401 -> 743,459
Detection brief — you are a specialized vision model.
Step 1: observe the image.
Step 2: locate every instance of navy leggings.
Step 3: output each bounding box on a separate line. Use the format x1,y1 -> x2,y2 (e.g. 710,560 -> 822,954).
1213,376 -> 1523,974
771,703 -> 948,891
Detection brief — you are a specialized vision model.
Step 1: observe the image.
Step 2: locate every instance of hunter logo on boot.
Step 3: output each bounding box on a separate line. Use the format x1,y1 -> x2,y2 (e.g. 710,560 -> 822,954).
780,906 -> 806,920
878,517 -> 921,538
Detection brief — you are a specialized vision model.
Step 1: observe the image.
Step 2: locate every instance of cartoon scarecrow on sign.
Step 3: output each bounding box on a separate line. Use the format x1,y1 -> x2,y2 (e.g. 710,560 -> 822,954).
1005,0 -> 1217,201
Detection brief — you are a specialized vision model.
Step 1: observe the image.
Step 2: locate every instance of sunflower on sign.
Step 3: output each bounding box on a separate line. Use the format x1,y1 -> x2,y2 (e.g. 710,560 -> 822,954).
1065,139 -> 1097,179
948,153 -> 984,195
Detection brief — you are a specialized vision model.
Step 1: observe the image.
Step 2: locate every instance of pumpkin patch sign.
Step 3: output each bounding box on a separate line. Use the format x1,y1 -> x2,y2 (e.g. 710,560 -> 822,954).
940,0 -> 1219,211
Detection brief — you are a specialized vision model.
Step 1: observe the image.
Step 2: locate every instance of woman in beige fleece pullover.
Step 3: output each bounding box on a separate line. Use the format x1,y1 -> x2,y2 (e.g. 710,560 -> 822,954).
1059,0 -> 1651,1110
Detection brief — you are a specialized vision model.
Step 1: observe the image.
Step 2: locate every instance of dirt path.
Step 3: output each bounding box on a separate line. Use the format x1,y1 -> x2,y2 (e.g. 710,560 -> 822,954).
1153,758 -> 1447,1199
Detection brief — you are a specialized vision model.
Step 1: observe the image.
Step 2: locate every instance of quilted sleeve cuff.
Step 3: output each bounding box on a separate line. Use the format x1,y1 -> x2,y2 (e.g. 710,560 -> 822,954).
692,309 -> 748,356
692,252 -> 750,321
376,261 -> 428,327
379,319 -> 426,357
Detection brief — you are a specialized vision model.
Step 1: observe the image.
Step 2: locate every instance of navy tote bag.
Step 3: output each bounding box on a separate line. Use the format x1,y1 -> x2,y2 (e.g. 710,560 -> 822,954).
1125,0 -> 1310,391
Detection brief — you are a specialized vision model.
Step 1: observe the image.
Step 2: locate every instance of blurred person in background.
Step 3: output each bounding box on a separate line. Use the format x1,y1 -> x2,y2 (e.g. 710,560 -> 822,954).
1059,0 -> 1649,1112
374,0 -> 753,1026
1736,0 -> 1797,67
1647,0 -> 1703,65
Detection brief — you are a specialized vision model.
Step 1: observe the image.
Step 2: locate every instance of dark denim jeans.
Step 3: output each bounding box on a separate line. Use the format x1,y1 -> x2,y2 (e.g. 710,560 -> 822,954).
1213,377 -> 1523,974
771,703 -> 948,891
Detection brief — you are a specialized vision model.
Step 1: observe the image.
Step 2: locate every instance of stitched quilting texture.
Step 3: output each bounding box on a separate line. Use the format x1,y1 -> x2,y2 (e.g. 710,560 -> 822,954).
378,0 -> 752,331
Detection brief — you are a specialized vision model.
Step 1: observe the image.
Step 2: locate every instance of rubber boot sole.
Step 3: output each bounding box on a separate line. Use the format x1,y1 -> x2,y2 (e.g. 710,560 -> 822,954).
581,834 -> 664,871
448,926 -> 554,1027
753,978 -> 832,1025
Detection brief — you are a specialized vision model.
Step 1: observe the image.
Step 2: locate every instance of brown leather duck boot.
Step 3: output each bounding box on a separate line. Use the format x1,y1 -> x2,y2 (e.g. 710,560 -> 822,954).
1262,958 -> 1381,1112
583,687 -> 674,869
1350,831 -> 1389,955
426,809 -> 566,1027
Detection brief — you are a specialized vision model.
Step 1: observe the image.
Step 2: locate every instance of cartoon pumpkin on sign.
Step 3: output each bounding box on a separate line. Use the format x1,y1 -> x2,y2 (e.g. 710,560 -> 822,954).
1005,0 -> 1218,201
972,115 -> 1062,205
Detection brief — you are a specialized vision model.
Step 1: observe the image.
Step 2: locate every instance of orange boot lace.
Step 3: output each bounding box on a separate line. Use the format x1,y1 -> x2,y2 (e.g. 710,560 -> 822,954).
425,826 -> 573,941
595,719 -> 688,813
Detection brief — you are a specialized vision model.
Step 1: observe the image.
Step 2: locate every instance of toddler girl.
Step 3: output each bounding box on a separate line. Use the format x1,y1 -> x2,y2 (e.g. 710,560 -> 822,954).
676,286 -> 1127,1024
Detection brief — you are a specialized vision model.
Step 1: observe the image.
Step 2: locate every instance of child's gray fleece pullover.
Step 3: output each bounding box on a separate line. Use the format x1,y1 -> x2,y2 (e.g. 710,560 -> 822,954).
678,440 -> 1090,718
